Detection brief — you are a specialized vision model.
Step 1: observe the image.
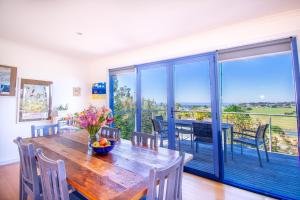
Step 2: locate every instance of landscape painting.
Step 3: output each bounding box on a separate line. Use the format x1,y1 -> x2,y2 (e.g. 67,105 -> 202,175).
0,65 -> 17,96
19,79 -> 52,122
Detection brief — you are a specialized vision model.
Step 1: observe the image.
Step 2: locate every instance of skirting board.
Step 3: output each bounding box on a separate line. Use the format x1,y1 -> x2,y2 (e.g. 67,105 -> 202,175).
0,158 -> 19,166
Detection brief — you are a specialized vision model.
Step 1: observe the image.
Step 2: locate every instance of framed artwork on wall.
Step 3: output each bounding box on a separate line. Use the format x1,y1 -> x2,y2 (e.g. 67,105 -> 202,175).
73,87 -> 81,96
92,82 -> 106,99
0,65 -> 17,96
18,79 -> 53,122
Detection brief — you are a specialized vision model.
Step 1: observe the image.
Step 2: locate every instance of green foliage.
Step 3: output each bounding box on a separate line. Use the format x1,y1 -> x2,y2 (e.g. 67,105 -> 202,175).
113,79 -> 135,139
223,105 -> 244,112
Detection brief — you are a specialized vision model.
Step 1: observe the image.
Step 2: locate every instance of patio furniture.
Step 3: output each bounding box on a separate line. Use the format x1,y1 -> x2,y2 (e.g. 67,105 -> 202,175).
131,132 -> 157,149
232,124 -> 269,167
98,127 -> 121,141
152,118 -> 181,150
36,148 -> 87,200
151,118 -> 168,147
13,137 -> 41,200
192,122 -> 213,154
31,124 -> 60,137
144,153 -> 185,200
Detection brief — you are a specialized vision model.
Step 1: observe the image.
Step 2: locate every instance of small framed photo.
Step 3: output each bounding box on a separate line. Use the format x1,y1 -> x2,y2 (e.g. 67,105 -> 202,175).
73,87 -> 81,96
19,79 -> 53,122
0,65 -> 17,96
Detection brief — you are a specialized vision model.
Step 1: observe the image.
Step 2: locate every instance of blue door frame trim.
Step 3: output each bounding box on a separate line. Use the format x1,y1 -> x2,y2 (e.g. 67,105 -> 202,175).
291,37 -> 300,162
108,37 -> 300,200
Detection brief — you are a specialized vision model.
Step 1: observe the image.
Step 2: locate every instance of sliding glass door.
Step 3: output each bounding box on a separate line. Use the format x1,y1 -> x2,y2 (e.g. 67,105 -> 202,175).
109,67 -> 136,139
219,38 -> 300,199
139,64 -> 168,138
173,56 -> 220,177
109,37 -> 300,199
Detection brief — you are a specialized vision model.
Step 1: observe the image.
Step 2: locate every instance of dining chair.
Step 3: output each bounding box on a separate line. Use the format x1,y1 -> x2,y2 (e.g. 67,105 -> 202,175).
31,124 -> 60,137
58,119 -> 79,133
98,126 -> 121,141
36,148 -> 87,200
13,137 -> 41,200
144,153 -> 185,200
192,122 -> 213,154
131,132 -> 157,149
232,124 -> 269,167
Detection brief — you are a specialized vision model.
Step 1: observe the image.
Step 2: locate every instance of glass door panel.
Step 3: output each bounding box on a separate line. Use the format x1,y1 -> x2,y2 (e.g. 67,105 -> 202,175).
110,70 -> 136,140
173,58 -> 216,175
220,53 -> 300,199
140,65 -> 168,146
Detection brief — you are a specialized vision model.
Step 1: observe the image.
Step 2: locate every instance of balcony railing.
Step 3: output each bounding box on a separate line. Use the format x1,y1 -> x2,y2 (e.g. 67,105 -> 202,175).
139,109 -> 298,155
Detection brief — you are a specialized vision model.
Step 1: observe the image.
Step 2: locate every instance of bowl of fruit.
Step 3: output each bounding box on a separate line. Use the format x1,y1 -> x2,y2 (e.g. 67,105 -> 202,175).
92,138 -> 116,155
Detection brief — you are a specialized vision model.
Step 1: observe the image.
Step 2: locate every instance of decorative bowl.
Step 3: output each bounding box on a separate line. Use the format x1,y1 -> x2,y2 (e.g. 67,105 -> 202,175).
92,140 -> 116,155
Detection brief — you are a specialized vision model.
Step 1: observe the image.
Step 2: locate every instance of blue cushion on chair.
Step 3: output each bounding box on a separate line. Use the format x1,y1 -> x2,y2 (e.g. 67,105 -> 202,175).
69,191 -> 87,200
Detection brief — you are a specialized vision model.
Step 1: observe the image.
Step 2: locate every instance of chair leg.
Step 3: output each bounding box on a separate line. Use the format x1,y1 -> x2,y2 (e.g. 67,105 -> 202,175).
21,182 -> 27,200
256,145 -> 263,167
263,142 -> 269,162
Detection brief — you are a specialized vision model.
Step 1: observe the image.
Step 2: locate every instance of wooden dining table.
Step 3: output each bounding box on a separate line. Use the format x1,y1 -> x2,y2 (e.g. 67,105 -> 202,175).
24,130 -> 193,200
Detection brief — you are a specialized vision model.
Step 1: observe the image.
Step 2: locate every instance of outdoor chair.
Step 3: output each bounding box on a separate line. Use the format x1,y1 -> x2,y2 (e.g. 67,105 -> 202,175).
152,117 -> 181,150
131,132 -> 157,149
151,118 -> 169,147
232,124 -> 269,167
192,122 -> 213,154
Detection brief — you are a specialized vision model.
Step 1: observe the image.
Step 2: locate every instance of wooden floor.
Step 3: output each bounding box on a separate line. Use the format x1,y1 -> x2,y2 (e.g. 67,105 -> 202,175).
0,162 -> 273,200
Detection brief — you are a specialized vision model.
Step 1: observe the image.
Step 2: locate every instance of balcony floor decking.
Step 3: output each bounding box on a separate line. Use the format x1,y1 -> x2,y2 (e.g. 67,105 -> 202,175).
173,139 -> 300,200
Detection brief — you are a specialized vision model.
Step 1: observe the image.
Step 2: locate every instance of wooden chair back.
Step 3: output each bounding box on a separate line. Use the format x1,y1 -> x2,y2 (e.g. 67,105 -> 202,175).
99,127 -> 121,141
146,153 -> 185,200
13,137 -> 40,199
36,148 -> 70,200
31,124 -> 60,137
131,132 -> 157,149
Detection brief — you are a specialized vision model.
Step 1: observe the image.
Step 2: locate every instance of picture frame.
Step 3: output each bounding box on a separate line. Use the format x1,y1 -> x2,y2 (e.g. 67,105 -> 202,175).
0,65 -> 17,96
73,87 -> 81,96
19,79 -> 53,122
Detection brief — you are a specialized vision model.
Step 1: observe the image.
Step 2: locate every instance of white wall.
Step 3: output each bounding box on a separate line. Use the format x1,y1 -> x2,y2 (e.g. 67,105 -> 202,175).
0,39 -> 90,164
88,9 -> 300,96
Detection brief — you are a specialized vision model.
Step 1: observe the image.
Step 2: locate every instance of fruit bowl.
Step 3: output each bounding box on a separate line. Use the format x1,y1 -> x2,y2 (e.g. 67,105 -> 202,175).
92,138 -> 116,155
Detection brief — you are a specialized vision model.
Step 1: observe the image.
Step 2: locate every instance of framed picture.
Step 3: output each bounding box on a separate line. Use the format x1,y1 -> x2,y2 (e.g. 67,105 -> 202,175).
19,79 -> 53,122
92,82 -> 106,94
73,87 -> 81,96
0,65 -> 17,96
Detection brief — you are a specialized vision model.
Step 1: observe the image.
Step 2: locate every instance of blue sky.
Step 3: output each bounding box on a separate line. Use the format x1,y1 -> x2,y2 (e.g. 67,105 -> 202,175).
115,53 -> 295,104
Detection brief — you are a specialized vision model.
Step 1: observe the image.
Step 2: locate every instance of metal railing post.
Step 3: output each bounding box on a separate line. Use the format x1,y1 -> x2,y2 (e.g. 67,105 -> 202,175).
269,116 -> 272,152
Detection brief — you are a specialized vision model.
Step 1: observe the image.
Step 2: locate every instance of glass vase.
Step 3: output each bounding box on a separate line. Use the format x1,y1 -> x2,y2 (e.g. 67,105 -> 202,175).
88,134 -> 97,155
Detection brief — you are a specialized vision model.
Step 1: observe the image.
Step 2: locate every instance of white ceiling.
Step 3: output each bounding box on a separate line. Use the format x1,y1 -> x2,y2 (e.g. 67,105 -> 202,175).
0,0 -> 299,60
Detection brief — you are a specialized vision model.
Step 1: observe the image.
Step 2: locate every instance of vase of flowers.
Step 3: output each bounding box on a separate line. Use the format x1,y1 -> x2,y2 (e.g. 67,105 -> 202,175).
75,106 -> 114,153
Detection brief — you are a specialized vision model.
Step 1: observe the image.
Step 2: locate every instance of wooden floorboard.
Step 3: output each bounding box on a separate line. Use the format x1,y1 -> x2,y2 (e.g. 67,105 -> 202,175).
0,162 -> 272,200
